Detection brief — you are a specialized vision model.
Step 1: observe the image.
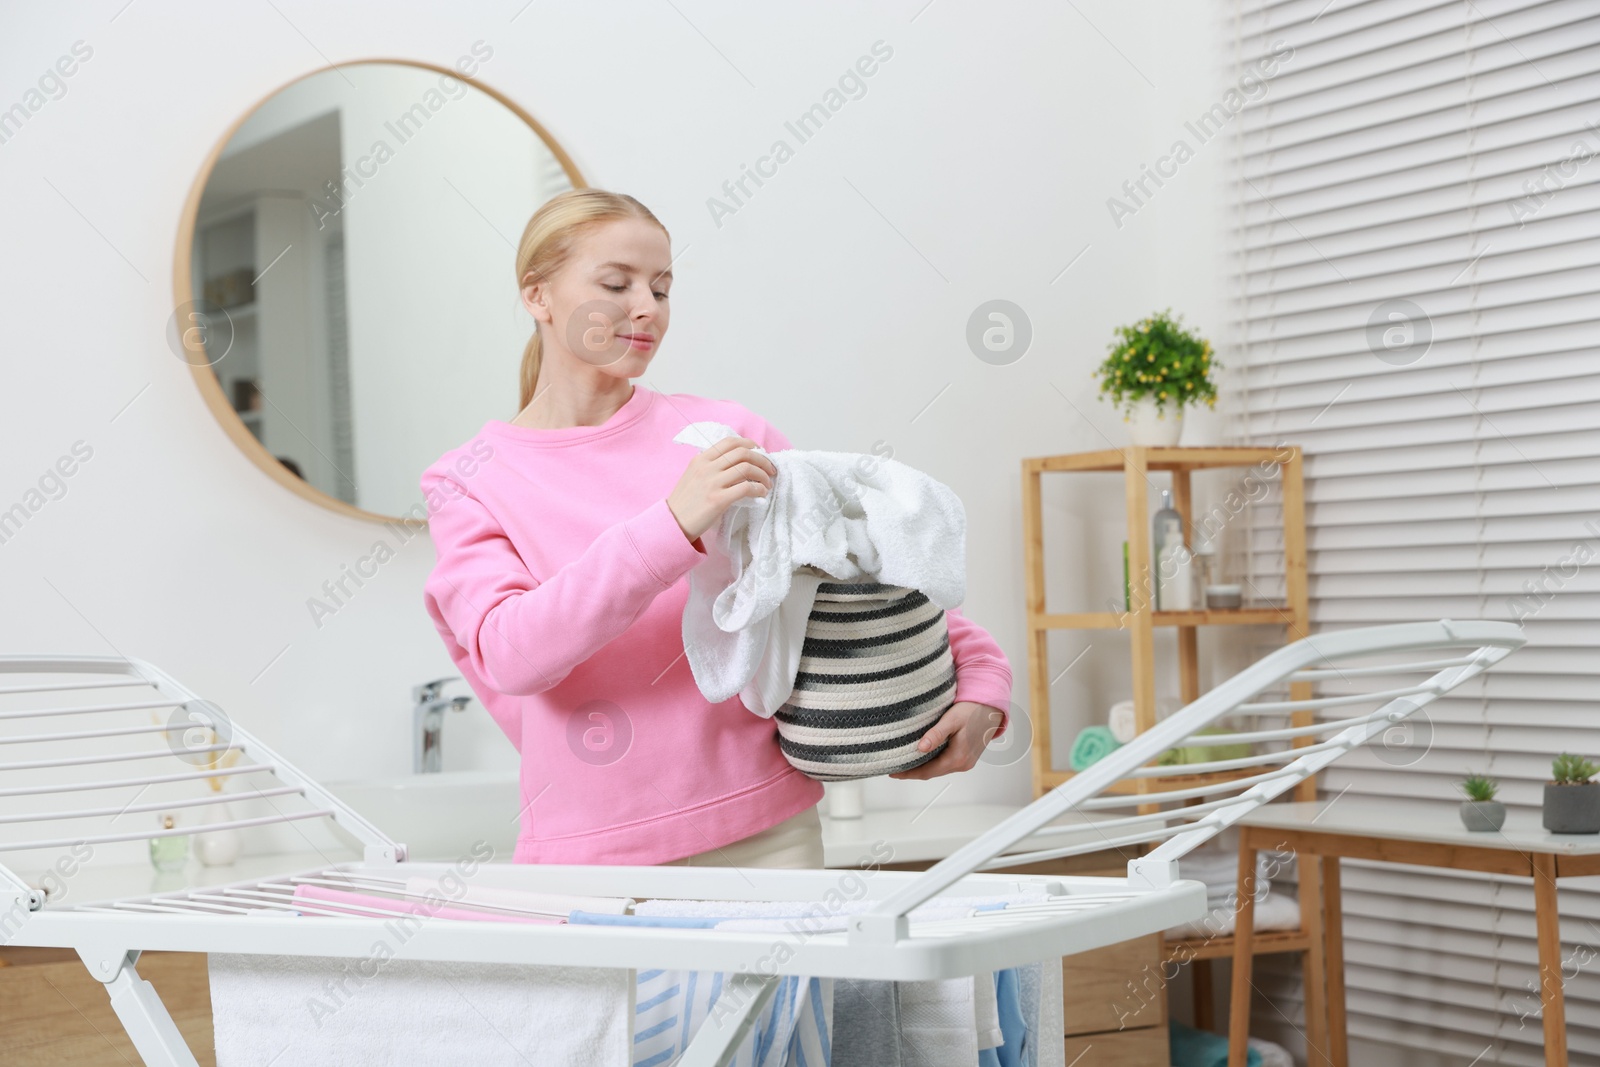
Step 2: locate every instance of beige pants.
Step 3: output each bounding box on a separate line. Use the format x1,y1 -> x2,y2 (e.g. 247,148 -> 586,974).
662,804 -> 825,868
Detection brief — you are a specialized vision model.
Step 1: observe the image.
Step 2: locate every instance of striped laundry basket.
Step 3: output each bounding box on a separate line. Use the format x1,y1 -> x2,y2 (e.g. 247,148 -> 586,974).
775,577 -> 957,781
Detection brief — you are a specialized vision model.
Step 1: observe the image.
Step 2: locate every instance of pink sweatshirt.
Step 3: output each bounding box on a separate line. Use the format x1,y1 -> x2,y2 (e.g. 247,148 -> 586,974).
420,384 -> 1013,865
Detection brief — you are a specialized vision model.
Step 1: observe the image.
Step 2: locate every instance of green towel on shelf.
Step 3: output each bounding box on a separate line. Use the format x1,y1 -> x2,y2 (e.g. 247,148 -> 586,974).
1069,725 -> 1122,771
1169,1021 -> 1262,1067
1158,727 -> 1252,767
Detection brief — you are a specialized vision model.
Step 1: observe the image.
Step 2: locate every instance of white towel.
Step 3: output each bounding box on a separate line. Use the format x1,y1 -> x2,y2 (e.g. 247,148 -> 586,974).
899,977 -> 981,1066
1107,699 -> 1138,743
973,969 -> 1003,1050
209,952 -> 630,1066
1164,887 -> 1301,939
672,421 -> 968,715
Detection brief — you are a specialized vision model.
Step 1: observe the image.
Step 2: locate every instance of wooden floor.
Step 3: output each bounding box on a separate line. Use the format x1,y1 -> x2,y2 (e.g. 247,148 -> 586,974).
0,949 -> 215,1066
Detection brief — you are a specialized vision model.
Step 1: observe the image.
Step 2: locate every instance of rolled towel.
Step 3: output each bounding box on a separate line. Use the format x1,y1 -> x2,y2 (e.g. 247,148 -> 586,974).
1069,725 -> 1123,771
1158,727 -> 1252,766
1170,1020 -> 1263,1067
1107,699 -> 1138,743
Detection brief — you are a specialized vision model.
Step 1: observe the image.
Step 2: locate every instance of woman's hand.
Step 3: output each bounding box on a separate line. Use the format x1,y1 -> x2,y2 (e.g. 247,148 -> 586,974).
667,435 -> 778,541
887,701 -> 1007,780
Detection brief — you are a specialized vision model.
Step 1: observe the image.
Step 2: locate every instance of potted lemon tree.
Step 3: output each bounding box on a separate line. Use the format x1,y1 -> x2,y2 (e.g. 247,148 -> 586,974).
1457,771 -> 1505,832
1094,309 -> 1219,447
1543,753 -> 1600,834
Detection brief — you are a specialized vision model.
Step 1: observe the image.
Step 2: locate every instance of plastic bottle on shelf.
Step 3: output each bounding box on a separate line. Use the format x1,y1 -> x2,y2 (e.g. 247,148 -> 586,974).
1153,489 -> 1191,611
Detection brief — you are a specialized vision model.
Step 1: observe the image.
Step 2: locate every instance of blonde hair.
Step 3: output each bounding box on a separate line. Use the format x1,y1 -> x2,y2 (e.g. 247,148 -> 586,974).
515,189 -> 669,411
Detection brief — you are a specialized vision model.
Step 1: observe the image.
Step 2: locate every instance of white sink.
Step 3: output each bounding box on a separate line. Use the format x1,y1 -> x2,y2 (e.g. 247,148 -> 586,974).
324,769 -> 521,862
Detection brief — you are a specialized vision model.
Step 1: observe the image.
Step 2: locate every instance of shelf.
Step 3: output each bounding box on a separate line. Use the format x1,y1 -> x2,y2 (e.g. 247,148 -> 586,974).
1023,446 -> 1291,474
1032,607 -> 1294,631
1162,929 -> 1313,962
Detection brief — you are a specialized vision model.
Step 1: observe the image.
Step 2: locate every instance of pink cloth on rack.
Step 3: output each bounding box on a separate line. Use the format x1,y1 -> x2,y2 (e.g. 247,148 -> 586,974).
420,385 -> 1014,866
292,884 -> 564,924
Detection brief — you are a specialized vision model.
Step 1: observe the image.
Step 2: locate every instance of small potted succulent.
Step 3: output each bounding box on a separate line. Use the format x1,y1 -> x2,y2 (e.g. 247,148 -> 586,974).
1457,771 -> 1505,832
1543,753 -> 1600,834
1094,309 -> 1219,447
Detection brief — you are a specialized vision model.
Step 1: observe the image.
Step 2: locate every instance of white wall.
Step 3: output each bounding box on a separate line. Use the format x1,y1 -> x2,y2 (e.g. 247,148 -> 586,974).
0,1 -> 1232,813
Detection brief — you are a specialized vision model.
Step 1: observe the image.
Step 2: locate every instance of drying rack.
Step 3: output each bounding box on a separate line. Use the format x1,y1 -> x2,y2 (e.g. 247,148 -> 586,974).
0,619 -> 1523,1066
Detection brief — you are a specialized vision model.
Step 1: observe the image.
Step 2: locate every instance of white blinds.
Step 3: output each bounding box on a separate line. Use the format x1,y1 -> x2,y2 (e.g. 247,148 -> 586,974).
1228,0 -> 1600,1063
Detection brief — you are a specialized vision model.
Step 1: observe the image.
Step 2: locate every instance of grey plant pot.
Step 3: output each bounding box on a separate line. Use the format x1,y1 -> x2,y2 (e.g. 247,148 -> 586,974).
1460,800 -> 1506,832
1543,783 -> 1600,834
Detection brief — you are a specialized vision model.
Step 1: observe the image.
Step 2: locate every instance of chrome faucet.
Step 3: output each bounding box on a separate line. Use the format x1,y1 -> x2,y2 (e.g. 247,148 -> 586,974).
412,677 -> 471,773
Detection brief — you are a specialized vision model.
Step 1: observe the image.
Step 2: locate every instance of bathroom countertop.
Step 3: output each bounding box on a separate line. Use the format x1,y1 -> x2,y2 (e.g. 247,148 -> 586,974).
10,803 -> 1096,910
21,848 -> 363,912
820,801 -> 1120,868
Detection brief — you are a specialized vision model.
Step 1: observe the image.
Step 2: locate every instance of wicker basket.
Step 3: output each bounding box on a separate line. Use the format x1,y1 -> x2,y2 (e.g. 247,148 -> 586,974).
774,575 -> 957,781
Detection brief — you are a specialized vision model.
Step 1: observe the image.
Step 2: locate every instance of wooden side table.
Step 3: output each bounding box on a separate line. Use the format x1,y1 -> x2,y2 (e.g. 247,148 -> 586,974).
1228,797 -> 1600,1067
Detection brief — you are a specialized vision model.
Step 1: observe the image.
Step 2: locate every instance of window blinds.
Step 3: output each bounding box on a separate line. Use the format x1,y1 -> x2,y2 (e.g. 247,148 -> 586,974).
1228,0 -> 1600,1063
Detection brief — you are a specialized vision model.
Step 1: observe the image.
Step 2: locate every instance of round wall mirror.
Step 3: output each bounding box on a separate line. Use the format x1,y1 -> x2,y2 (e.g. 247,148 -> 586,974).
174,57 -> 583,522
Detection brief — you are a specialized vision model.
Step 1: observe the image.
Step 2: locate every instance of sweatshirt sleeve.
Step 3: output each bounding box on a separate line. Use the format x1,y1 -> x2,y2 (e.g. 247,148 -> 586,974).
421,466 -> 706,697
945,607 -> 1013,739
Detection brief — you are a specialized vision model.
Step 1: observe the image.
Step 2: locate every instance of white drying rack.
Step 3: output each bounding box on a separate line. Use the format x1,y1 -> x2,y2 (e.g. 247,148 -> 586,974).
0,619 -> 1523,1066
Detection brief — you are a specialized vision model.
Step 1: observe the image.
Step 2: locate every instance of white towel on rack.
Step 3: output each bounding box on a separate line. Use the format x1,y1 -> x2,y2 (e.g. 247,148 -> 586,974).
974,969 -> 1002,1050
209,952 -> 630,1067
672,420 -> 968,715
898,977 -> 982,1066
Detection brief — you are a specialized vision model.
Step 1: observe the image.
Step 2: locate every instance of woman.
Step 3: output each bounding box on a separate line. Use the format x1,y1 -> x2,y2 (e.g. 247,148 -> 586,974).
420,189 -> 1013,870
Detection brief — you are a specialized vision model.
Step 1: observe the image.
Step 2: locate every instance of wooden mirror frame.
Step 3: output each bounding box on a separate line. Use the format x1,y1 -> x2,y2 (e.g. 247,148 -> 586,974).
172,58 -> 587,525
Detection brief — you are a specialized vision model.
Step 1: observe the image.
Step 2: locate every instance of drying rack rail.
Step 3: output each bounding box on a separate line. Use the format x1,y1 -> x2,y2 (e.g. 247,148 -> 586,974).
0,619 -> 1525,1067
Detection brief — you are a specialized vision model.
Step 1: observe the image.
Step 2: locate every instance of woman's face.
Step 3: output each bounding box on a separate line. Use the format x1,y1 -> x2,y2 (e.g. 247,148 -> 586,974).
522,215 -> 672,378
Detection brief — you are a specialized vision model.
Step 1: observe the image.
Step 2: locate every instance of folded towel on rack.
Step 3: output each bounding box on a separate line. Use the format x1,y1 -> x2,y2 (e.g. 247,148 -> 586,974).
209,953 -> 630,1067
672,420 -> 968,715
291,884 -> 564,924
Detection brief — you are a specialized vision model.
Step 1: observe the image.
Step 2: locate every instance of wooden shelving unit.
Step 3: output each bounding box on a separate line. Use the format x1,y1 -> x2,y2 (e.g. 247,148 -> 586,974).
1020,445 -> 1312,799
1021,445 -> 1332,1046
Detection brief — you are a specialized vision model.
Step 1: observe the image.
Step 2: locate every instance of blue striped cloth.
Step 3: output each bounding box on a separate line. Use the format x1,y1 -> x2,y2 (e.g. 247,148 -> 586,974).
632,967 -> 832,1067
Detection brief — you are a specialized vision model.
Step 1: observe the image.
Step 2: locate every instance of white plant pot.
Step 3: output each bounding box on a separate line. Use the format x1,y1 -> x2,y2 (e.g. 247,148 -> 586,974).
1126,397 -> 1184,447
